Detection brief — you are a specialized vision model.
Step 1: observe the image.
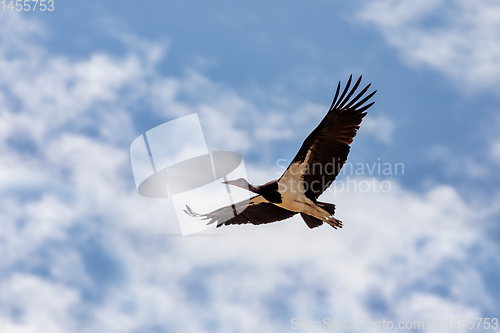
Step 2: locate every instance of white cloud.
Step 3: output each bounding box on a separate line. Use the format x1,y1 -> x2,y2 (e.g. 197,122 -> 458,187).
0,12 -> 498,333
147,70 -> 333,155
0,274 -> 81,333
427,144 -> 492,180
358,0 -> 500,91
396,292 -> 480,325
361,114 -> 395,144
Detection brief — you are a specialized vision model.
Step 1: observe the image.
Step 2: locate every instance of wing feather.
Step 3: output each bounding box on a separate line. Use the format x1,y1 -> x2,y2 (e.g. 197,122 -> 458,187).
185,195 -> 296,227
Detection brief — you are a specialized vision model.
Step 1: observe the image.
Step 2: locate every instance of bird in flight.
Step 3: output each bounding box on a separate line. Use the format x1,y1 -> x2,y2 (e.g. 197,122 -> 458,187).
185,75 -> 376,229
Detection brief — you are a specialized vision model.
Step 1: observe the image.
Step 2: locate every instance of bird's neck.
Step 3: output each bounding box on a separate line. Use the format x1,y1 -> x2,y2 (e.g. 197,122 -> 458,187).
247,183 -> 260,194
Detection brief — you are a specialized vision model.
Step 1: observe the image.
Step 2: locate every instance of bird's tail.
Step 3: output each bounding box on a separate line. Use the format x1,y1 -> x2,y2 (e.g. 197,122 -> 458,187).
317,202 -> 336,215
300,213 -> 323,229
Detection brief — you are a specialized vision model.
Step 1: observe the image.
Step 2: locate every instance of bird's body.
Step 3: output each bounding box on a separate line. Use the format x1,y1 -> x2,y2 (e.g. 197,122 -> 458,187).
185,75 -> 376,229
276,163 -> 332,222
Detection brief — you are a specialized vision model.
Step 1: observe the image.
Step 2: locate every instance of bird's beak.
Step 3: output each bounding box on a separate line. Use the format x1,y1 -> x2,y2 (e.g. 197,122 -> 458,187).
222,180 -> 239,187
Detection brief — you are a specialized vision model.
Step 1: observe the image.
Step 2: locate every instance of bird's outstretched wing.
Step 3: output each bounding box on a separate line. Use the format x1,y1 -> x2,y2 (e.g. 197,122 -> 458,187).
184,195 -> 296,227
285,75 -> 376,200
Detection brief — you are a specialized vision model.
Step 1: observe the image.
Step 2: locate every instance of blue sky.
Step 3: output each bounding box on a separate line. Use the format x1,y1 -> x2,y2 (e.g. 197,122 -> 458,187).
1,1 -> 500,332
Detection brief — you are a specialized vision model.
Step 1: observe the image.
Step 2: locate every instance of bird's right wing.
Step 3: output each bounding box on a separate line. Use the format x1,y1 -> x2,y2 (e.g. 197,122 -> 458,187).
184,195 -> 296,227
284,75 -> 376,200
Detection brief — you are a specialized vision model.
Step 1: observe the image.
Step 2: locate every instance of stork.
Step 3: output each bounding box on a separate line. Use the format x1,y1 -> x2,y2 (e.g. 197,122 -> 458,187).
185,75 -> 376,229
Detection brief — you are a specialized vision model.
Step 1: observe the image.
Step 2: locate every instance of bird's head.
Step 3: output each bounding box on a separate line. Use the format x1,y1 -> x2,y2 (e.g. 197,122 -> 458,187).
222,178 -> 249,190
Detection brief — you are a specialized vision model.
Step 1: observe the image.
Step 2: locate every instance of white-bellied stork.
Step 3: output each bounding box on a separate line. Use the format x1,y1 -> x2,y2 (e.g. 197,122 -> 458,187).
185,75 -> 376,229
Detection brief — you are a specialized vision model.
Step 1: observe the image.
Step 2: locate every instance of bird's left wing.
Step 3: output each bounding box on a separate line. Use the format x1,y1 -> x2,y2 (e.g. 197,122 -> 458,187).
184,195 -> 296,227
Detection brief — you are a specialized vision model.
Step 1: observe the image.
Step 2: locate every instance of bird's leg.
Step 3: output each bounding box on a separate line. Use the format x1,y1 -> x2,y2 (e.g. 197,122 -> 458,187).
304,201 -> 343,229
324,217 -> 343,229
304,201 -> 332,220
300,203 -> 342,229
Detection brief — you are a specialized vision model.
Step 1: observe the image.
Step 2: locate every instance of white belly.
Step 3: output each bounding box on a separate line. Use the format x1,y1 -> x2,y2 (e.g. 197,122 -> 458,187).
276,162 -> 330,219
276,196 -> 310,213
276,162 -> 311,212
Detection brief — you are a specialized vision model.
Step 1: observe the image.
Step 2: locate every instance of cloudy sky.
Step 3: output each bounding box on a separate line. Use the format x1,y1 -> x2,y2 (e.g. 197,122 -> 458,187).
1,1 -> 500,332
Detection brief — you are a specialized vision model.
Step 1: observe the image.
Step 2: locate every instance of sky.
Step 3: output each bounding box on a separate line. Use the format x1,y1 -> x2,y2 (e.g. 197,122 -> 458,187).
1,1 -> 500,332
